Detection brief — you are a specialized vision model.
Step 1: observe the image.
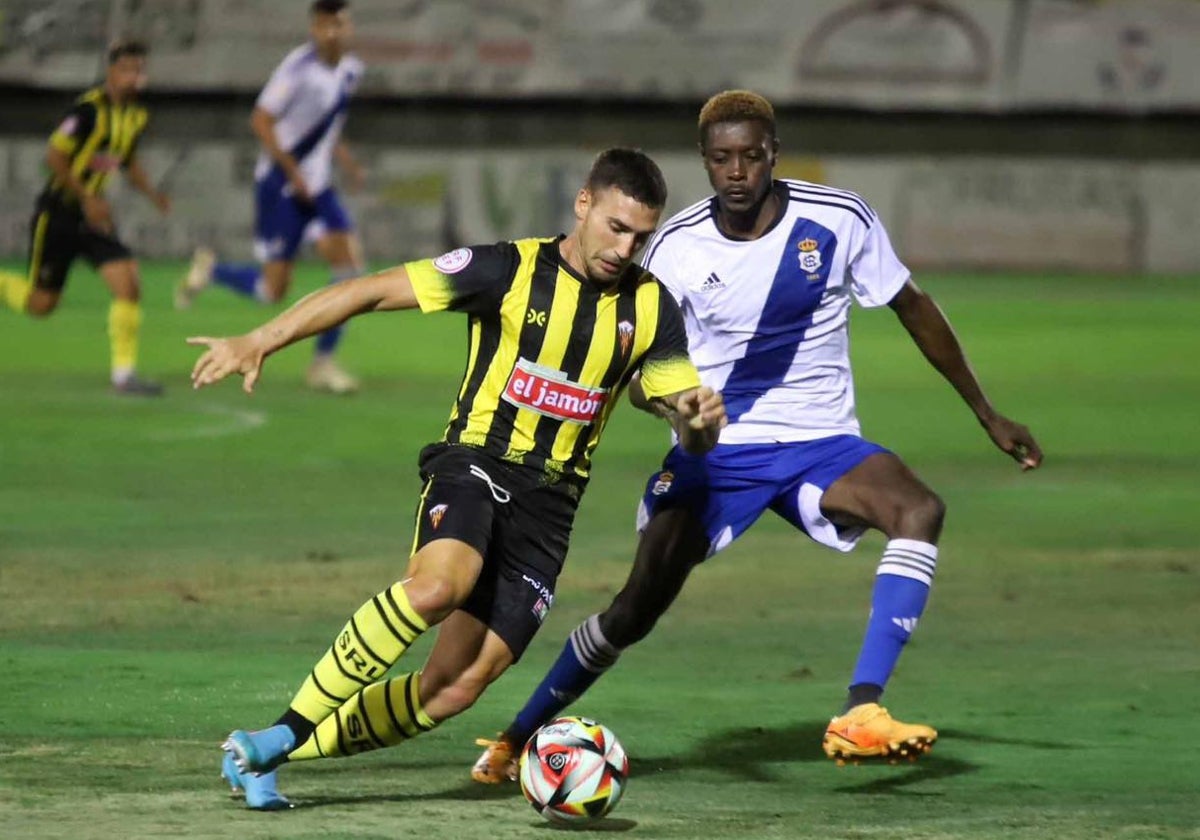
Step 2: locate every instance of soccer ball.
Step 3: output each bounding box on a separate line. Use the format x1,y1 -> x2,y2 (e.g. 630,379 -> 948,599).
518,715 -> 629,824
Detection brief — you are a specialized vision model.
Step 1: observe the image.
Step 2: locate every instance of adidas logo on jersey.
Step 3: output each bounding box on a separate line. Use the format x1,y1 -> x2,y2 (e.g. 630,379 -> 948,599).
698,272 -> 725,293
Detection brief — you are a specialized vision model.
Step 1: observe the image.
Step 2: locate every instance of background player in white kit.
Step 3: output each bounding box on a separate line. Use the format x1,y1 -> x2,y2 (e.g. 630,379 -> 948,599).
472,90 -> 1043,780
177,0 -> 366,394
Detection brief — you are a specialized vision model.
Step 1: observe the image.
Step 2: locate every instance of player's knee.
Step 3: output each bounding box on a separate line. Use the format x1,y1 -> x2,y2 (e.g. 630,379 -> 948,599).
407,576 -> 461,622
896,490 -> 946,541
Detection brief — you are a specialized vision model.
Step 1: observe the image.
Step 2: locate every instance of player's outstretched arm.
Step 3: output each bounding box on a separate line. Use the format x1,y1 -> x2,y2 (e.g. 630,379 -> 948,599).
633,381 -> 726,454
188,266 -> 420,392
888,279 -> 1043,471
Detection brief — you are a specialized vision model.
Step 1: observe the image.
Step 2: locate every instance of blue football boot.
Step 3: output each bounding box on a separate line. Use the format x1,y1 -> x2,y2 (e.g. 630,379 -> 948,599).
221,749 -> 293,811
222,724 -> 295,774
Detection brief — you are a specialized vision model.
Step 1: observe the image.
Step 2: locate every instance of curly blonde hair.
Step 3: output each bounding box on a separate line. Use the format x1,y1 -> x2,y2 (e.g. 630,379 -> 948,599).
698,90 -> 775,146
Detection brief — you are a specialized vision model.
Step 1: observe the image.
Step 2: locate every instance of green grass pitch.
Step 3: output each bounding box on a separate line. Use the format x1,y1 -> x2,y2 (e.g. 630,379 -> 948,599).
1,260 -> 1197,839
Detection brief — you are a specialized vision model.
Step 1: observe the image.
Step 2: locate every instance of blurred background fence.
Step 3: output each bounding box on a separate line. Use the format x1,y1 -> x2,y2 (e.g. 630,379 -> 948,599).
1,0 -> 1197,271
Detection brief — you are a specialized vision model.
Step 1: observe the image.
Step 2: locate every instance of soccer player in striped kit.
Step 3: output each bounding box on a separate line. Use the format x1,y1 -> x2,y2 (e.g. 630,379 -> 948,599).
188,148 -> 726,809
472,90 -> 1044,780
176,0 -> 367,394
0,40 -> 171,395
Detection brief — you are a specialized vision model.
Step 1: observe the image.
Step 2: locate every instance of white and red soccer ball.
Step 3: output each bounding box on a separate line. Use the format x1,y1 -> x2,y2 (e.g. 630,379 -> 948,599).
518,716 -> 629,824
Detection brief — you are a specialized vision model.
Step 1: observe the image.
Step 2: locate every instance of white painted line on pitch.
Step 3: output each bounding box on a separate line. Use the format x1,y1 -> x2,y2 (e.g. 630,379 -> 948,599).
147,404 -> 268,441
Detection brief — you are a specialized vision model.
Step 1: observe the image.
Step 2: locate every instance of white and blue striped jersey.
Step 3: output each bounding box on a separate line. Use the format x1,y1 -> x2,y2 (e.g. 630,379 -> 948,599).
254,44 -> 363,194
642,179 -> 910,444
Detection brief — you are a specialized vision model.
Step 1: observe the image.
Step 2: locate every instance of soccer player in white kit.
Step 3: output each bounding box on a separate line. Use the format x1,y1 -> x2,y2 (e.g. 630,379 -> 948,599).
472,90 -> 1043,780
177,0 -> 366,394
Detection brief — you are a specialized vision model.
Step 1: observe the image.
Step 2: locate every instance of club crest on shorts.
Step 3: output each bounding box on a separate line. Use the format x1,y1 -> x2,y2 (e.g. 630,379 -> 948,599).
618,320 -> 635,356
651,471 -> 674,496
428,503 -> 448,529
798,238 -> 822,277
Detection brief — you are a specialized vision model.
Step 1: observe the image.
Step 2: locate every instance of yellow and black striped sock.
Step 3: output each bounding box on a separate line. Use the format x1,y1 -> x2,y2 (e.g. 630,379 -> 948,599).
1,270 -> 31,313
107,299 -> 142,377
287,672 -> 437,761
288,581 -> 429,725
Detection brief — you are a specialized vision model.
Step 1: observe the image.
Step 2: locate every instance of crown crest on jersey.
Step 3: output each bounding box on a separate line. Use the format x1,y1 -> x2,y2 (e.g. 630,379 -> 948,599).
798,238 -> 819,252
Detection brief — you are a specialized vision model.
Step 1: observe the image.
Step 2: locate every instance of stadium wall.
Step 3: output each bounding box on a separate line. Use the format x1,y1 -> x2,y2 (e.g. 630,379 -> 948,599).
1,127 -> 1198,274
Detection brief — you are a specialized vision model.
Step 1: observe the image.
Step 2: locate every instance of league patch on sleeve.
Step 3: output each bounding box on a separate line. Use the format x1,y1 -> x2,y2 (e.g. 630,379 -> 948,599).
433,247 -> 473,274
56,115 -> 78,136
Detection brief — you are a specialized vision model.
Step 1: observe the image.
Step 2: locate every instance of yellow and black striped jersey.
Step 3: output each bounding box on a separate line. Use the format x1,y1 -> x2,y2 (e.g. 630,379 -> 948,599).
43,87 -> 149,201
406,236 -> 701,482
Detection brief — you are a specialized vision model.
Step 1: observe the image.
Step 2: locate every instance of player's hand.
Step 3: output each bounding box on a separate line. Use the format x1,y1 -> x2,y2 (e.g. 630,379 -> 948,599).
982,412 -> 1042,471
677,385 -> 726,430
187,334 -> 267,394
82,194 -> 113,234
675,386 -> 727,454
287,170 -> 314,204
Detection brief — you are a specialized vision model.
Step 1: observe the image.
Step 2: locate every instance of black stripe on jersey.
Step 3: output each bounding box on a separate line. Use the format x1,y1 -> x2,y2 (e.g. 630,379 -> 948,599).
786,189 -> 872,226
786,181 -> 875,220
643,199 -> 715,266
566,279 -> 640,473
445,312 -> 503,444
483,243 -> 558,449
530,278 -> 603,461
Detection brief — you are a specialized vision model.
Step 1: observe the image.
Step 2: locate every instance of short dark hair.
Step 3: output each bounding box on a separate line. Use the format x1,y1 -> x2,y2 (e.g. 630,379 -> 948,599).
698,89 -> 776,148
107,39 -> 148,65
585,148 -> 668,209
310,0 -> 349,15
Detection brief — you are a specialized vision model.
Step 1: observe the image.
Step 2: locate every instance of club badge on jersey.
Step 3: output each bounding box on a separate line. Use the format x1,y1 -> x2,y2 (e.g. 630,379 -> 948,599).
798,237 -> 823,278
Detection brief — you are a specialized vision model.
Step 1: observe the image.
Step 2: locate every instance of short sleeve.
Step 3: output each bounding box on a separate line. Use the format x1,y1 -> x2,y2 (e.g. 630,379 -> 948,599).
48,102 -> 96,156
405,243 -> 519,316
637,283 -> 701,399
256,63 -> 297,117
847,218 -> 911,308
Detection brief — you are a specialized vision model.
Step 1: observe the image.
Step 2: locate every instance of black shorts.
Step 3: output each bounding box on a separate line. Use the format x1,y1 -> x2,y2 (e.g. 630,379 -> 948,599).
413,444 -> 581,660
28,192 -> 132,292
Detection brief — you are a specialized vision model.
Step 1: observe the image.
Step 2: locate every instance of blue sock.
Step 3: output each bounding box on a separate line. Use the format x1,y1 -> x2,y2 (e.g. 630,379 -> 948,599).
212,263 -> 262,298
314,323 -> 343,355
509,614 -> 620,745
849,539 -> 938,692
315,266 -> 357,356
